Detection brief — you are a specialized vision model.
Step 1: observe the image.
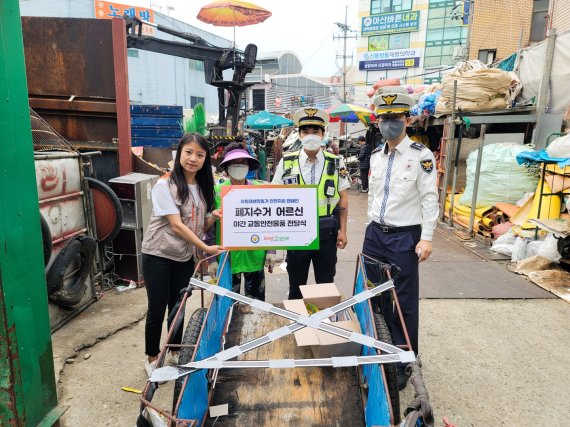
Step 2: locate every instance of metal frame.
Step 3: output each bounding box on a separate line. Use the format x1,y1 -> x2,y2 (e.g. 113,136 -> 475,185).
139,253 -> 415,426
438,104 -> 538,236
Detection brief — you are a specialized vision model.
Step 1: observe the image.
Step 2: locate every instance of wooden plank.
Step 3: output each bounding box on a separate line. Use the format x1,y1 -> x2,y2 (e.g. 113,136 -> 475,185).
206,305 -> 365,426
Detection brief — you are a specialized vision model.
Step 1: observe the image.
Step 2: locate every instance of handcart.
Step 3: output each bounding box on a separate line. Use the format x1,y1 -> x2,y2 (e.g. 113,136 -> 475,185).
137,252 -> 433,427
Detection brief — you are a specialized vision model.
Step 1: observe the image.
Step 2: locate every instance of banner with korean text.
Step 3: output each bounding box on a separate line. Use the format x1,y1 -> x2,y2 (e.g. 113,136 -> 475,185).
95,1 -> 155,35
361,10 -> 420,36
359,48 -> 422,71
221,185 -> 319,250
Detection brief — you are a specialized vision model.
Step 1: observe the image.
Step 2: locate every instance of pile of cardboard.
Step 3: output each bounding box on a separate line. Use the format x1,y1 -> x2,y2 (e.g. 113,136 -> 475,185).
283,283 -> 362,358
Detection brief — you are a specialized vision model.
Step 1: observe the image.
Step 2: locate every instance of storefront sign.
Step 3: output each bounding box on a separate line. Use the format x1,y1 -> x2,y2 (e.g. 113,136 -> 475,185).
359,57 -> 419,71
368,35 -> 390,51
95,1 -> 155,35
361,11 -> 420,35
359,48 -> 422,70
221,185 -> 319,250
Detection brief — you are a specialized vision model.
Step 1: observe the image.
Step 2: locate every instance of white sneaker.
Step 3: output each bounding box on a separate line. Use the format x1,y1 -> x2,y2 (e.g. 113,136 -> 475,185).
144,359 -> 157,378
165,351 -> 179,366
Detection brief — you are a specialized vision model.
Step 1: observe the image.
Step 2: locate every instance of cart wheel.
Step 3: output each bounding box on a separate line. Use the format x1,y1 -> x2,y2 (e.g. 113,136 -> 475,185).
172,308 -> 207,414
374,312 -> 401,425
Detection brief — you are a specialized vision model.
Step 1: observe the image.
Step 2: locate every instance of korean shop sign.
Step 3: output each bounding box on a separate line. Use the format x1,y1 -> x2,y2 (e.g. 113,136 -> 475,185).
361,10 -> 420,35
358,48 -> 422,70
95,1 -> 155,35
221,185 -> 319,250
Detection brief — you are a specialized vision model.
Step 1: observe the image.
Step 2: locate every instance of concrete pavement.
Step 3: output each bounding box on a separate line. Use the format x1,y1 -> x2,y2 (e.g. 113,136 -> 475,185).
53,189 -> 570,426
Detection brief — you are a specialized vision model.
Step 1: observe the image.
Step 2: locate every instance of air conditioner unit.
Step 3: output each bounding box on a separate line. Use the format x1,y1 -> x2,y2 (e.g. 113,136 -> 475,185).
453,45 -> 467,62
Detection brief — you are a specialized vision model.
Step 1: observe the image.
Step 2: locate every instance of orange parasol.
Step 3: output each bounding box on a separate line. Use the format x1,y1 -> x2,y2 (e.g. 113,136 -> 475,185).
197,0 -> 272,27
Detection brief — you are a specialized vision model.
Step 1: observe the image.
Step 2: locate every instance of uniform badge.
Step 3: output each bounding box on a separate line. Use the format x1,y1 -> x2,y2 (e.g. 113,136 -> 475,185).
421,159 -> 434,174
283,176 -> 299,185
339,167 -> 349,178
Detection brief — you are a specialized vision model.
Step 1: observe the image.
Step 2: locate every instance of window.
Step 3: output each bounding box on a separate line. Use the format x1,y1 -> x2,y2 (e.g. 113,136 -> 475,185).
189,59 -> 204,71
423,67 -> 446,85
371,0 -> 413,15
368,33 -> 410,51
530,0 -> 548,42
425,1 -> 468,67
478,49 -> 496,64
127,49 -> 139,58
190,96 -> 205,108
252,89 -> 265,111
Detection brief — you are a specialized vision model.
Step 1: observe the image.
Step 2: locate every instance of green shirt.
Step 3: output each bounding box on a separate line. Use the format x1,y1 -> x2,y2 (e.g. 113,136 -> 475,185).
214,178 -> 267,274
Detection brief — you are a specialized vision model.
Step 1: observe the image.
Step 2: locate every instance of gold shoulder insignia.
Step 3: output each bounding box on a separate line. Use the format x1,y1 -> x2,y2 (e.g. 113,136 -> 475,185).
382,95 -> 397,105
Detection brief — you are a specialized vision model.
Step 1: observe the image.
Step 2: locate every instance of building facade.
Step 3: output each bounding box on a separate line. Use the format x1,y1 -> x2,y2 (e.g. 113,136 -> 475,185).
548,0 -> 570,34
19,0 -> 233,118
354,0 -> 567,107
468,0 -> 536,63
246,51 -> 335,114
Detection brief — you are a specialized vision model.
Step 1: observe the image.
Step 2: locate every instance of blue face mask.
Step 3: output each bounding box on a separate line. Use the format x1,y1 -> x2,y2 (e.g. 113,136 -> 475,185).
379,119 -> 405,140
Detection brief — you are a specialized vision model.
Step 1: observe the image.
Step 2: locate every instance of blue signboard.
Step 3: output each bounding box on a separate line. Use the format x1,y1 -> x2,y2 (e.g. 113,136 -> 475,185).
463,0 -> 471,25
359,57 -> 420,71
361,11 -> 420,35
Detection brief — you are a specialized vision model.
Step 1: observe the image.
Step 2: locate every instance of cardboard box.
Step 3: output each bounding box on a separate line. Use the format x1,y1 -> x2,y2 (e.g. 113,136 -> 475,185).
283,283 -> 362,358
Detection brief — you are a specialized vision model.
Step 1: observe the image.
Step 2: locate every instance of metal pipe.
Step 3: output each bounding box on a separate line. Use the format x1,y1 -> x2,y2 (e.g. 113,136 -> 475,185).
38,191 -> 83,204
440,80 -> 458,222
468,124 -> 486,235
532,28 -> 557,148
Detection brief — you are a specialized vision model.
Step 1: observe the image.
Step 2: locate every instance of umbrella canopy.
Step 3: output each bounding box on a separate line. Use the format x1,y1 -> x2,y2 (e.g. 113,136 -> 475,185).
197,0 -> 272,27
245,111 -> 294,130
328,103 -> 377,124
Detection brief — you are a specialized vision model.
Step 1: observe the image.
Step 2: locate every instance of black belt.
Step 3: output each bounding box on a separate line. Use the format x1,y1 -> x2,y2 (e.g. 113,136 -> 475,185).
371,222 -> 421,233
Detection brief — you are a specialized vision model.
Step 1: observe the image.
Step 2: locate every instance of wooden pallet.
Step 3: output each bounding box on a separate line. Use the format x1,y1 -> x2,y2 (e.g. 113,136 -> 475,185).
206,304 -> 365,426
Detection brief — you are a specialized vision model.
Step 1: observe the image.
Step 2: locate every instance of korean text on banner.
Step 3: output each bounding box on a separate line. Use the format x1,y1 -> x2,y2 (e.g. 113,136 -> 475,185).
95,1 -> 155,35
221,185 -> 319,250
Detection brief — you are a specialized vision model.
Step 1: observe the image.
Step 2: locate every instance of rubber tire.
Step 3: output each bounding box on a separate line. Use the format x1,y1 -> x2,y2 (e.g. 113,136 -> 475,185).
86,177 -> 123,244
40,214 -> 52,266
47,235 -> 97,307
172,308 -> 207,414
374,311 -> 401,425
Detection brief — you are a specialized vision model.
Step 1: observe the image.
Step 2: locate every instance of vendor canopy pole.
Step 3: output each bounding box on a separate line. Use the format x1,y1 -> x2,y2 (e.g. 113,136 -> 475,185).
532,28 -> 557,149
444,80 -> 458,224
468,124 -> 487,236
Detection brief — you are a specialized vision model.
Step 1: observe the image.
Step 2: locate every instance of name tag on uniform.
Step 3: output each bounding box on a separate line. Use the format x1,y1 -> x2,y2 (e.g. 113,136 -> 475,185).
283,176 -> 299,185
326,186 -> 335,196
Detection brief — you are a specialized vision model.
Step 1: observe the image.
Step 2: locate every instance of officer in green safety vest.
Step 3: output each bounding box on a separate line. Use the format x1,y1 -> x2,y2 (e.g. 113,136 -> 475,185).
272,107 -> 350,299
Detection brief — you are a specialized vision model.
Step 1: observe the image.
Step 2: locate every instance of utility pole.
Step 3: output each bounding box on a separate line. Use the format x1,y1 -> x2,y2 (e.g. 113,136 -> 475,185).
334,6 -> 357,103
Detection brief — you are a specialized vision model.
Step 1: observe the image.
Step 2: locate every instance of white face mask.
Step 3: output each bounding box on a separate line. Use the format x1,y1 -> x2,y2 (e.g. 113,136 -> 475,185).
227,164 -> 249,180
301,134 -> 322,151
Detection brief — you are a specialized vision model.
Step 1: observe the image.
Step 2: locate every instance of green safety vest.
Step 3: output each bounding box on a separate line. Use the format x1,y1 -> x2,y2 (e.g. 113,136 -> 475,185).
282,150 -> 340,217
214,179 -> 266,274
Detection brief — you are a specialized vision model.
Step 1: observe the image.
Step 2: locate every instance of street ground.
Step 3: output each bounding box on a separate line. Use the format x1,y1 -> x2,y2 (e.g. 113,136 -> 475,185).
53,190 -> 570,426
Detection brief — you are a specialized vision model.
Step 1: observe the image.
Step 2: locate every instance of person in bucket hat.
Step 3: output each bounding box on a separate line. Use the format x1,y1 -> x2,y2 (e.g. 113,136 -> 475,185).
362,86 -> 439,390
214,143 -> 273,301
272,107 -> 350,299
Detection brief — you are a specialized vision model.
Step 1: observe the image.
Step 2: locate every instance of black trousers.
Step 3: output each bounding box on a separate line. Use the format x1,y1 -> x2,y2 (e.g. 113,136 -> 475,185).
142,253 -> 195,357
362,224 -> 421,355
286,234 -> 337,299
360,167 -> 369,191
232,270 -> 266,301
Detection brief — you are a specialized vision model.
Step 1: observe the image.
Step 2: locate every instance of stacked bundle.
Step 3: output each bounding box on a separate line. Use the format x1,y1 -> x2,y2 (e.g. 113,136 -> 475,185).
435,61 -> 521,114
